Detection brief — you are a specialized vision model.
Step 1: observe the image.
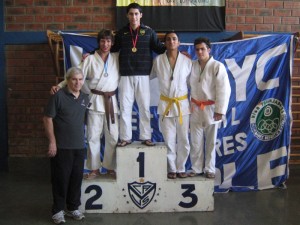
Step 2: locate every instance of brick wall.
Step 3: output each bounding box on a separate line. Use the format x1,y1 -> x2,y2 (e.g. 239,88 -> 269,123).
4,1 -> 300,32
4,0 -> 116,31
226,0 -> 300,32
3,0 -> 300,156
6,45 -> 56,156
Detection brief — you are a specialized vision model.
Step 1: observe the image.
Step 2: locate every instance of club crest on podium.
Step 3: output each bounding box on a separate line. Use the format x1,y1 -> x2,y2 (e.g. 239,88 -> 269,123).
127,181 -> 156,209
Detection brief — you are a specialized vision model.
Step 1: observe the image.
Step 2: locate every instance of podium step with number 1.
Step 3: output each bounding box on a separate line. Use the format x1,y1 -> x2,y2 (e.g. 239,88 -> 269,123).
80,142 -> 214,213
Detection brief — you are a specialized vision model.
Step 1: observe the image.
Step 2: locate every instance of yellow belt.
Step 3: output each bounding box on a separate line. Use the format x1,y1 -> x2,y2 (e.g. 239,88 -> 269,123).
160,94 -> 188,125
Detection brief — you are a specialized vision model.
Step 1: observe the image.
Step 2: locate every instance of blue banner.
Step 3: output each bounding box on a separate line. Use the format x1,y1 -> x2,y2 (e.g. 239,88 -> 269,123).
60,32 -> 293,192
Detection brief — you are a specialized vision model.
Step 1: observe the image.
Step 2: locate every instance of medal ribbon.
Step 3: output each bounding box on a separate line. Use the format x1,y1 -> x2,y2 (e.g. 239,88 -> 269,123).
104,54 -> 109,76
130,26 -> 139,50
167,51 -> 179,81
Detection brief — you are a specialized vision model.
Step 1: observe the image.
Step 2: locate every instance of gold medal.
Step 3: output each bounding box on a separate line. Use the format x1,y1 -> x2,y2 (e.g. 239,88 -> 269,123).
130,26 -> 139,54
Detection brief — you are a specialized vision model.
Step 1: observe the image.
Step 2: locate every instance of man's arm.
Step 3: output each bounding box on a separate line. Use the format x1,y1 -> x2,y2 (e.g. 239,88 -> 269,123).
214,62 -> 231,120
50,80 -> 66,95
150,30 -> 166,54
43,116 -> 57,157
111,30 -> 122,53
149,57 -> 158,80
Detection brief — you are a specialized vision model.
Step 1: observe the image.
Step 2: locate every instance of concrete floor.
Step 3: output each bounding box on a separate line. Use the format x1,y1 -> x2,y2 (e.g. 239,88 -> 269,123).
0,157 -> 299,225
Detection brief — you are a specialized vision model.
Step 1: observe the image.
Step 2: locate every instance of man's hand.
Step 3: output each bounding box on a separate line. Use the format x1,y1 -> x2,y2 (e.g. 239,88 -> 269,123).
82,53 -> 90,62
214,112 -> 223,121
181,51 -> 192,59
50,86 -> 60,95
47,142 -> 57,157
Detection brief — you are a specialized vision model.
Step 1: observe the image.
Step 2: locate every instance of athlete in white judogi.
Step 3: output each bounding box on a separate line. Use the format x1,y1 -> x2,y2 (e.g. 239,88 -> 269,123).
150,32 -> 192,179
189,37 -> 231,179
51,30 -> 120,179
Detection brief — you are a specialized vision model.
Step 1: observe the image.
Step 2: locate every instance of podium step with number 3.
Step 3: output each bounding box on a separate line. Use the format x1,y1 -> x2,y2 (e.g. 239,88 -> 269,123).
80,143 -> 214,213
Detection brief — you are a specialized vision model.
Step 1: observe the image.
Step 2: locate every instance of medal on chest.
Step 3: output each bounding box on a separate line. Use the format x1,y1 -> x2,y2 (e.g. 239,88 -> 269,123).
132,47 -> 137,52
103,54 -> 109,77
130,26 -> 139,53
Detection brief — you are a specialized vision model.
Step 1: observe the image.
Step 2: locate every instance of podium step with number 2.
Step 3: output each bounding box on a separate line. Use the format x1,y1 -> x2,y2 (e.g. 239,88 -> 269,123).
80,143 -> 214,213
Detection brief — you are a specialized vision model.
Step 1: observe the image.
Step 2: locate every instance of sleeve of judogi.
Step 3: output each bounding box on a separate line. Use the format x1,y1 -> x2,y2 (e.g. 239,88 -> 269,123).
57,59 -> 89,89
214,62 -> 231,115
57,80 -> 66,88
186,59 -> 192,89
78,58 -> 91,94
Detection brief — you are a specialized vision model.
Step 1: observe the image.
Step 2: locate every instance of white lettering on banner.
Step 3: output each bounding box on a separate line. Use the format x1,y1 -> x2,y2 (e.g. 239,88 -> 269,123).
215,162 -> 255,190
215,139 -> 222,156
225,55 -> 256,102
217,107 -> 240,128
223,136 -> 235,155
225,43 -> 287,102
216,132 -> 247,157
256,44 -> 287,91
218,162 -> 235,189
257,146 -> 287,189
236,132 -> 247,151
231,107 -> 240,126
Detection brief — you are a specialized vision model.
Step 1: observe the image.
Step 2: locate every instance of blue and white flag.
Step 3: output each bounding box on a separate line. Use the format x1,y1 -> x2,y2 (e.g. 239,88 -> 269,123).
60,32 -> 98,71
210,35 -> 293,192
60,32 -> 293,192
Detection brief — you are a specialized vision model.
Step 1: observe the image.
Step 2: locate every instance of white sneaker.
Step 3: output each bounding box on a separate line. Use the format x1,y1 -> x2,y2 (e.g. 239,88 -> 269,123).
52,211 -> 65,224
65,209 -> 85,220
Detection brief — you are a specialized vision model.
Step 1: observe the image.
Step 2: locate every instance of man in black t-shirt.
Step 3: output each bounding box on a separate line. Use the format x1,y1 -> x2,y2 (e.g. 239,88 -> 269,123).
43,67 -> 89,224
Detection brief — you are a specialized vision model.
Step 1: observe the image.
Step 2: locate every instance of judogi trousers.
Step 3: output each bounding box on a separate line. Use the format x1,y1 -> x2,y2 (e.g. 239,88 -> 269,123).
190,120 -> 218,174
160,115 -> 190,173
86,110 -> 118,170
119,76 -> 152,141
51,148 -> 85,215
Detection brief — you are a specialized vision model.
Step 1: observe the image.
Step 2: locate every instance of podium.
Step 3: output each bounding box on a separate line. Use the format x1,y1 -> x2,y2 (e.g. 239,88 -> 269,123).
80,143 -> 214,213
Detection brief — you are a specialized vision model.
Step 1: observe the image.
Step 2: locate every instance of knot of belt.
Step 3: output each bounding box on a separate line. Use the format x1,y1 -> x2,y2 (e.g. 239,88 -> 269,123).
191,98 -> 215,111
91,89 -> 116,131
160,94 -> 188,125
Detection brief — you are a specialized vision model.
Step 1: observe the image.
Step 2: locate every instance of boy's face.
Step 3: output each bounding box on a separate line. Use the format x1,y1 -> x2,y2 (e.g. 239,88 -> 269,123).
195,42 -> 211,61
165,33 -> 180,51
127,8 -> 142,27
99,38 -> 112,53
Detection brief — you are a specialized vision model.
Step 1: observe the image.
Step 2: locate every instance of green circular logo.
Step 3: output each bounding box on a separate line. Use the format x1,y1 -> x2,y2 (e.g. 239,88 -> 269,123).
250,98 -> 286,141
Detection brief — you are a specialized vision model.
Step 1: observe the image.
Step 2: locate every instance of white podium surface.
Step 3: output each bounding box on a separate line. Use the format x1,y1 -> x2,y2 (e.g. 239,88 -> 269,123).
80,143 -> 214,213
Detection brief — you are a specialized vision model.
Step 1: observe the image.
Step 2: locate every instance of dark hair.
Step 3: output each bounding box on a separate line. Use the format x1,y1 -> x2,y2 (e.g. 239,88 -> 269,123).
164,30 -> 180,42
194,37 -> 211,49
97,29 -> 114,44
126,3 -> 142,13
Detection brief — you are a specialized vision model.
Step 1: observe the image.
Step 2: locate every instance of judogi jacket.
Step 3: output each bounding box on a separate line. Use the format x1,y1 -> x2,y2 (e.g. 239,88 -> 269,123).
79,52 -> 120,114
190,56 -> 231,125
151,51 -> 192,118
